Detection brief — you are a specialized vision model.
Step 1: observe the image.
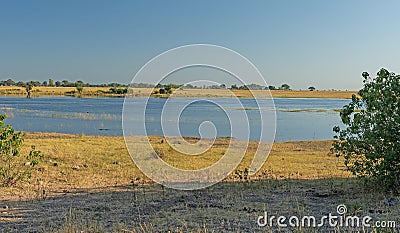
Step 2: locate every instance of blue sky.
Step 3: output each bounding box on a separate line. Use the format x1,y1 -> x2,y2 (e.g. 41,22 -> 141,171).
1,0 -> 399,90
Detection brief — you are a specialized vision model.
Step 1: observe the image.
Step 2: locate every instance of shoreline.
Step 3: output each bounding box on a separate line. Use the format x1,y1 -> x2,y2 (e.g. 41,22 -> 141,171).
1,131 -> 346,201
0,86 -> 358,99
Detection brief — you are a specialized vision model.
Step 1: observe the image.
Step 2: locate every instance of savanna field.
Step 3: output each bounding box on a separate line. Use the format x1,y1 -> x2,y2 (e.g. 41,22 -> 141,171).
0,88 -> 399,232
1,132 -> 399,232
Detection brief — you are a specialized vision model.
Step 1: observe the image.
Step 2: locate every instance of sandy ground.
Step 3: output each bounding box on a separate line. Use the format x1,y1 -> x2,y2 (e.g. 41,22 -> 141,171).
1,180 -> 399,232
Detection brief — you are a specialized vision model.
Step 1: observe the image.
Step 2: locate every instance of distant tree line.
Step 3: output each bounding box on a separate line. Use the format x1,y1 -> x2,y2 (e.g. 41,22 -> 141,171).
0,78 -> 130,88
1,78 -> 305,91
267,84 -> 291,90
156,83 -> 293,91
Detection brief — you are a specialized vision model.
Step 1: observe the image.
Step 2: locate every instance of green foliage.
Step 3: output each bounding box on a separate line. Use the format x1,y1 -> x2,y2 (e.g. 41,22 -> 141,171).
229,84 -> 251,90
163,84 -> 173,94
234,168 -> 249,181
109,87 -> 128,94
332,68 -> 400,191
49,78 -> 54,87
238,85 -> 249,90
155,84 -> 173,95
25,82 -> 33,98
0,114 -> 44,187
76,85 -> 84,95
280,83 -> 291,90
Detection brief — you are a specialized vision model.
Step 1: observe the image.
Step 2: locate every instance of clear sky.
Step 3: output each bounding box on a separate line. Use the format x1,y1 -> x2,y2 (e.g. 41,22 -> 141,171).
1,0 -> 400,90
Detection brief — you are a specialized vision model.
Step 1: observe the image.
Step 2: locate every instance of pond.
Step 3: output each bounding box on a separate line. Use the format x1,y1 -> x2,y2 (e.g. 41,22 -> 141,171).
0,96 -> 349,142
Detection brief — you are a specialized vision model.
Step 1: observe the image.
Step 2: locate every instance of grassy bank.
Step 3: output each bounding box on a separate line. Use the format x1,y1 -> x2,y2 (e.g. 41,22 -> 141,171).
0,133 -> 350,200
0,86 -> 358,99
1,133 -> 398,232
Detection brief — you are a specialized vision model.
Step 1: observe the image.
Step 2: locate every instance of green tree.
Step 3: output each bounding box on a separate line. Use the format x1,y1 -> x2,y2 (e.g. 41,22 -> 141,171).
75,80 -> 84,87
29,81 -> 41,86
164,84 -> 173,94
16,81 -> 26,87
4,79 -> 15,86
49,79 -> 54,87
61,80 -> 70,87
0,114 -> 43,187
280,84 -> 290,90
239,85 -> 249,90
332,68 -> 400,191
25,82 -> 33,98
109,87 -> 127,94
76,85 -> 84,96
230,84 -> 238,90
308,86 -> 316,91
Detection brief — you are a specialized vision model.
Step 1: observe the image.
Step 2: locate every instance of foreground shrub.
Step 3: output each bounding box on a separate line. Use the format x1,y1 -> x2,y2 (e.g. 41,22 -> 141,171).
333,68 -> 400,192
0,114 -> 43,187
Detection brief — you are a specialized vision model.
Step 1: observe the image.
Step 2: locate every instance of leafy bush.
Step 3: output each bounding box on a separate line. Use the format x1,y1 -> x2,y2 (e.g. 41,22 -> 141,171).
156,84 -> 173,95
332,68 -> 400,191
0,114 -> 43,187
109,87 -> 128,94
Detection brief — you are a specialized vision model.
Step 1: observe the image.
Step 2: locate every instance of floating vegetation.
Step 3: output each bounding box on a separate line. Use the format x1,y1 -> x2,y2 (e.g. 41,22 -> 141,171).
279,108 -> 328,113
15,109 -> 120,121
51,113 -> 70,118
20,108 -> 33,113
0,107 -> 15,111
234,107 -> 259,111
333,109 -> 362,113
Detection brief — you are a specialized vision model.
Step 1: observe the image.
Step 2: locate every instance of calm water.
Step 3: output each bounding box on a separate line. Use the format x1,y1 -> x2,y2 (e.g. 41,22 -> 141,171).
0,96 -> 349,142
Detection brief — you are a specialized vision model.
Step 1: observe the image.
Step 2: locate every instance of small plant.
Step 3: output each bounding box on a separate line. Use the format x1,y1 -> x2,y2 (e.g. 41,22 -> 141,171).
234,168 -> 249,181
0,114 -> 44,187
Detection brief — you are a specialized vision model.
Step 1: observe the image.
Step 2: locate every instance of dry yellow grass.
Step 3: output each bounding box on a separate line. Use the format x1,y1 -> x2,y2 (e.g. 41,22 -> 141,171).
0,86 -> 357,98
2,133 -> 399,233
0,133 -> 350,200
270,90 -> 358,99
